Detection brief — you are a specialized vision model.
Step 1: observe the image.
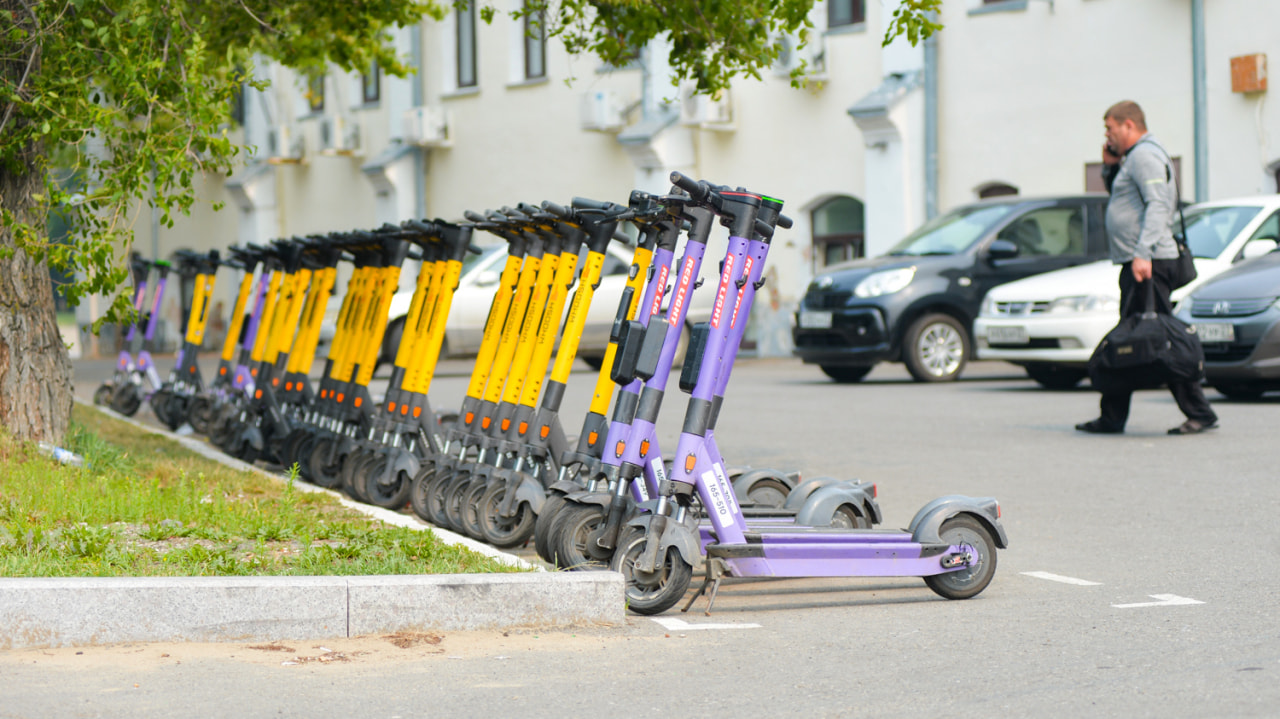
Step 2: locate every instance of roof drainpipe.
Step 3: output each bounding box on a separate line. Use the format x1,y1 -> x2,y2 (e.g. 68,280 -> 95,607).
1191,0 -> 1208,202
410,24 -> 427,219
923,21 -> 939,220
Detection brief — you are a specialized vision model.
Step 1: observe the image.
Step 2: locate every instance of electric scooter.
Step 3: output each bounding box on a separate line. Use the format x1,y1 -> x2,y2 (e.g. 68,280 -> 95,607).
94,253 -> 171,417
611,173 -> 1007,615
150,249 -> 221,431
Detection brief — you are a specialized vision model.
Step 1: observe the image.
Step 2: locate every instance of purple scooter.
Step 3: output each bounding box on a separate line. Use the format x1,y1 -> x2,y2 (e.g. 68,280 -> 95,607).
93,253 -> 171,417
610,173 -> 1007,615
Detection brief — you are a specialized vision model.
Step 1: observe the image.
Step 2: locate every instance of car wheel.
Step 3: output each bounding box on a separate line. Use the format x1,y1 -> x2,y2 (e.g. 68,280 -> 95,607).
1213,383 -> 1265,400
820,365 -> 873,383
903,313 -> 969,382
1024,364 -> 1088,390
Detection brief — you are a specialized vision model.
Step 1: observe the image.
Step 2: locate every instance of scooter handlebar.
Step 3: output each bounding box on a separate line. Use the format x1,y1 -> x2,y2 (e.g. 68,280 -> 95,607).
669,171 -> 710,202
777,214 -> 793,229
403,218 -> 439,236
541,200 -> 569,218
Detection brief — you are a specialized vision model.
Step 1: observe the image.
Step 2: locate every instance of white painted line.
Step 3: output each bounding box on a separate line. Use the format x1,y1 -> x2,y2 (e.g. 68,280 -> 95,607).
1112,594 -> 1205,609
1021,571 -> 1102,586
651,617 -> 761,632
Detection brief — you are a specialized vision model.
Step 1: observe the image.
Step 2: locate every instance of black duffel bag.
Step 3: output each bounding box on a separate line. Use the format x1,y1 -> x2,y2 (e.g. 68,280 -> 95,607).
1087,283 -> 1205,393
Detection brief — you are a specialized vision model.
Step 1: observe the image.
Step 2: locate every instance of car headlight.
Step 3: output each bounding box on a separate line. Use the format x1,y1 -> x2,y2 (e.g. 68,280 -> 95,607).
979,294 -> 996,317
1047,295 -> 1120,314
854,267 -> 916,298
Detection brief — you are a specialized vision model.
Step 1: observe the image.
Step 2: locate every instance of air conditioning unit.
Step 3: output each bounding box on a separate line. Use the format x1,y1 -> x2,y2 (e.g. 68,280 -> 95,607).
680,87 -> 734,131
775,32 -> 828,81
580,90 -> 625,132
319,116 -> 362,156
266,124 -> 305,164
403,106 -> 452,147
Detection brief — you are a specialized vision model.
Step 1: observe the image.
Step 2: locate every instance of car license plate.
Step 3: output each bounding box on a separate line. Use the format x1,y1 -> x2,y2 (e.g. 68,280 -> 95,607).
1193,323 -> 1235,343
987,325 -> 1029,344
799,310 -> 832,329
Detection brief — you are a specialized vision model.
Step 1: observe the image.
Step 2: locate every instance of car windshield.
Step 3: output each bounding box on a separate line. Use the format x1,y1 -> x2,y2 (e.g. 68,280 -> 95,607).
885,205 -> 1019,256
1181,205 -> 1261,259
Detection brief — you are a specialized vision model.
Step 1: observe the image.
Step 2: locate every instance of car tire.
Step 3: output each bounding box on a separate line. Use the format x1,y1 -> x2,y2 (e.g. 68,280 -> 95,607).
903,313 -> 969,382
820,365 -> 873,383
1213,383 -> 1265,400
1024,364 -> 1088,390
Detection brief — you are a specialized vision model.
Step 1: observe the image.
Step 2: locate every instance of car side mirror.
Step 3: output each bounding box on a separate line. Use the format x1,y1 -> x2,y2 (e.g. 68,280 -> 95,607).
987,239 -> 1020,261
1240,237 -> 1279,261
474,270 -> 501,286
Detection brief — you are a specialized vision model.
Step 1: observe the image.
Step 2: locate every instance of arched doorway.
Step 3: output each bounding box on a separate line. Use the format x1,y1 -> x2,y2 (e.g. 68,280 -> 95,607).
811,195 -> 865,269
976,181 -> 1019,199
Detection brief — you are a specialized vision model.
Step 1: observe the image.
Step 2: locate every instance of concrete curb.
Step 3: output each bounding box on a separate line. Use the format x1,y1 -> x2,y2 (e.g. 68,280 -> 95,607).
0,401 -> 627,647
0,573 -> 624,649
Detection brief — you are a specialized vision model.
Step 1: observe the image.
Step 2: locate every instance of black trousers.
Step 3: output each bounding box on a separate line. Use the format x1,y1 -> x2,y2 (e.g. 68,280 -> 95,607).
1098,259 -> 1217,428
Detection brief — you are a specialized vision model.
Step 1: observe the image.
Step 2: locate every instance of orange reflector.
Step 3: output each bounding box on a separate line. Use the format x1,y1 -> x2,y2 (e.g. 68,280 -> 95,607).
481,417 -> 491,429
540,426 -> 549,439
321,389 -> 328,398
388,402 -> 396,412
588,431 -> 598,445
639,440 -> 650,457
401,404 -> 409,415
189,367 -> 195,374
413,407 -> 421,418
220,367 -> 227,375
286,382 -> 293,391
255,389 -> 262,399
518,422 -> 528,435
615,442 -> 625,458
996,502 -> 1001,519
464,412 -> 475,425
501,419 -> 510,432
336,393 -> 344,403
251,367 -> 258,377
354,397 -> 362,408
272,377 -> 279,386
684,454 -> 697,472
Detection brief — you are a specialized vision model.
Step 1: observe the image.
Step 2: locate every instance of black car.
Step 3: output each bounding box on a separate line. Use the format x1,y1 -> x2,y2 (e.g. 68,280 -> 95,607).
793,195 -> 1111,382
1175,248 -> 1280,399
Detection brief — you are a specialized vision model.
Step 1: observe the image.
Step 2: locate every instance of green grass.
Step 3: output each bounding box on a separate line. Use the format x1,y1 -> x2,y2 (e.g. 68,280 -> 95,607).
0,405 -> 524,578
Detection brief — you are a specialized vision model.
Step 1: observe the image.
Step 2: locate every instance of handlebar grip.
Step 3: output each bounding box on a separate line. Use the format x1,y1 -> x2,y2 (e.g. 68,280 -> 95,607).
467,244 -> 483,255
542,200 -> 569,218
776,214 -> 794,230
669,171 -> 707,200
571,196 -> 612,211
753,219 -> 775,240
612,230 -> 633,245
404,218 -> 437,235
464,210 -> 486,223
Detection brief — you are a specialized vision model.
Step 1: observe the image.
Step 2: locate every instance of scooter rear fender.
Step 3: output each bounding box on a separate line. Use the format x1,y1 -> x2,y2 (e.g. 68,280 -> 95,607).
782,476 -> 847,510
794,481 -> 881,528
908,495 -> 1008,549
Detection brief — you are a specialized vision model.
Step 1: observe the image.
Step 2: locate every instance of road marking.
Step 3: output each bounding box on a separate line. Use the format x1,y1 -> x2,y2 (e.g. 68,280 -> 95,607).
1021,571 -> 1102,586
1112,594 -> 1205,609
651,618 -> 761,632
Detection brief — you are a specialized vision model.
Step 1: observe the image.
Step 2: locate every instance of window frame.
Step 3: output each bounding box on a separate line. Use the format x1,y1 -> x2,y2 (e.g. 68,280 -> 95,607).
827,0 -> 866,29
523,3 -> 546,81
361,62 -> 381,105
456,1 -> 478,89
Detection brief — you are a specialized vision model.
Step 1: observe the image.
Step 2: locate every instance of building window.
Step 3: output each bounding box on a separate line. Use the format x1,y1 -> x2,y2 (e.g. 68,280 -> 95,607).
361,62 -> 381,104
524,2 -> 546,80
306,74 -> 325,114
812,195 -> 865,268
977,182 -> 1019,199
828,0 -> 865,28
457,2 -> 478,88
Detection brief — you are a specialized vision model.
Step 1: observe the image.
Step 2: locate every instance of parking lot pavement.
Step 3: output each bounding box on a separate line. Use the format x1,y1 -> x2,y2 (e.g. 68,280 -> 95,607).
33,355 -> 1280,717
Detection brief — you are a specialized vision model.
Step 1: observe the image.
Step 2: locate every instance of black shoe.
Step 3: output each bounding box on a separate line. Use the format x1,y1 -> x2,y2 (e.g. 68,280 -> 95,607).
1075,419 -> 1124,434
1168,419 -> 1218,435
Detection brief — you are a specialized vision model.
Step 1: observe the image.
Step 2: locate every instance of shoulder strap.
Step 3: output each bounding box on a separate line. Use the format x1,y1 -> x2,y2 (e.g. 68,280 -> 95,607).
1130,138 -> 1188,244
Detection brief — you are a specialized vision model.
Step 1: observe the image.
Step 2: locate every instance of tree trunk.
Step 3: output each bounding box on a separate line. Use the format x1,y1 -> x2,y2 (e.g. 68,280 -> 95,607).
0,5 -> 73,443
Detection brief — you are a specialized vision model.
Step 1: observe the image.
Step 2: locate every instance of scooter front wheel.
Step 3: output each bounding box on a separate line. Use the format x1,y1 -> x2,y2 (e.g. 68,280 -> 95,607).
478,482 -> 535,549
534,491 -> 569,563
611,527 -> 693,616
187,395 -> 215,435
460,480 -> 490,541
111,383 -> 142,417
308,437 -> 345,489
365,458 -> 413,510
551,503 -> 610,571
93,384 -> 114,406
924,515 -> 997,600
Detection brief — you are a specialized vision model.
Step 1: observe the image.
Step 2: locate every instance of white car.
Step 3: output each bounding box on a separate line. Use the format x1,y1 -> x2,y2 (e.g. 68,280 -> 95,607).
974,195 -> 1280,388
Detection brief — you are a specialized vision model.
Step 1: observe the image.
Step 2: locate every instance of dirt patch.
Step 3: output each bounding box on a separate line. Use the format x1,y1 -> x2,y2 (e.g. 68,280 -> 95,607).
382,631 -> 443,650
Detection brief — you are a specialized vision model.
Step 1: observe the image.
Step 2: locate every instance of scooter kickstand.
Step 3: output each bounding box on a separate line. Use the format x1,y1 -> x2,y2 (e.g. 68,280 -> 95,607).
681,559 -> 725,615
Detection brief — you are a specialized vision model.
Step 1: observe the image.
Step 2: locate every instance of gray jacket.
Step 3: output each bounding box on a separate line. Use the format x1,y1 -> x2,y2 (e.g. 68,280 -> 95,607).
1103,134 -> 1179,263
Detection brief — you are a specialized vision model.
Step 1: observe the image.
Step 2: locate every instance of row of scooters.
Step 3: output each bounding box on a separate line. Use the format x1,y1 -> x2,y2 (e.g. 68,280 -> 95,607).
97,173 -> 1007,615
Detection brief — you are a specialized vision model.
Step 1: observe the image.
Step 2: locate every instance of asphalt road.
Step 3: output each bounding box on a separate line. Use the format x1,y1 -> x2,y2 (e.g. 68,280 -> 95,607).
9,356 -> 1280,718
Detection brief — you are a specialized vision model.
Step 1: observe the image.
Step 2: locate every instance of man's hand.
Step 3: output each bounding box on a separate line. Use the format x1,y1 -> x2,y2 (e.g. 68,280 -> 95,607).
1132,257 -> 1153,282
1102,143 -> 1121,165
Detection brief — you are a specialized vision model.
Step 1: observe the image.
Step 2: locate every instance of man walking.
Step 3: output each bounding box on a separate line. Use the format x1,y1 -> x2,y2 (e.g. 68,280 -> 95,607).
1075,100 -> 1218,435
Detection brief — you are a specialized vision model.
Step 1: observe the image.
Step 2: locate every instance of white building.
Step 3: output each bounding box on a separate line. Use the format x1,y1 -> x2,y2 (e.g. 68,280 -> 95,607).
93,0 -> 1280,358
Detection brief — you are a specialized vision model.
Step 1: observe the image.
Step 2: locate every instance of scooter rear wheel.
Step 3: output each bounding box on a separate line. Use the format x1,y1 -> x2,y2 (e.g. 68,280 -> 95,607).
612,527 -> 693,616
478,482 -> 535,549
421,467 -> 456,527
188,395 -> 215,435
93,384 -> 114,406
342,450 -> 374,503
441,472 -> 474,531
923,515 -> 997,600
111,384 -> 142,417
409,462 -> 440,522
550,503 -> 609,570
